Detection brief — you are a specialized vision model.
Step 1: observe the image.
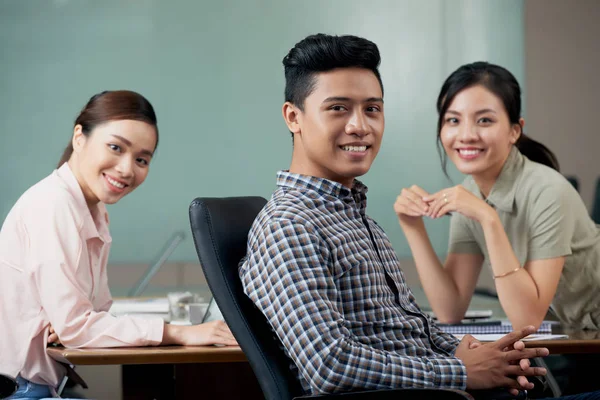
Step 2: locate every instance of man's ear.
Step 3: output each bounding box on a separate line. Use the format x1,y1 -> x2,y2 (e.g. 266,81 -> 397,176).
72,124 -> 87,153
282,102 -> 302,135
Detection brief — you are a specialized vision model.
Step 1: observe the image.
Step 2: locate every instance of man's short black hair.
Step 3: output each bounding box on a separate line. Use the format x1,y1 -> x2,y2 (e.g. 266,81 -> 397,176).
283,33 -> 383,111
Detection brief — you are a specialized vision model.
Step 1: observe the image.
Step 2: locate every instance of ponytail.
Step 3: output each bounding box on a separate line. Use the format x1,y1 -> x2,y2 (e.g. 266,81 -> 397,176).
515,134 -> 560,172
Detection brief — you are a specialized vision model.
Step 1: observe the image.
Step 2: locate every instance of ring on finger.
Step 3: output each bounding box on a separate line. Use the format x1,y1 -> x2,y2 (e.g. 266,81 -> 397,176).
444,193 -> 448,203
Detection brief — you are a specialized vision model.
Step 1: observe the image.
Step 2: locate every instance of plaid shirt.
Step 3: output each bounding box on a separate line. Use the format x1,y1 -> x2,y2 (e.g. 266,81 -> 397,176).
240,171 -> 467,394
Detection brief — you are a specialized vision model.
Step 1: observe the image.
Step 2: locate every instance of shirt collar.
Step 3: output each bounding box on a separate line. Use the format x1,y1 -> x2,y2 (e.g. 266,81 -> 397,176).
56,163 -> 111,242
480,146 -> 524,213
276,171 -> 369,211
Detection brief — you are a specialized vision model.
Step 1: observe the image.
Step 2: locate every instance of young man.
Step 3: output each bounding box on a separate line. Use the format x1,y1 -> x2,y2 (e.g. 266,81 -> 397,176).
239,33 -> 548,396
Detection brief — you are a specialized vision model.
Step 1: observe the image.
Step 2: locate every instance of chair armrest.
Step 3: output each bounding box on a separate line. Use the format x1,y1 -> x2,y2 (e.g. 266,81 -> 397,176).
469,388 -> 527,400
293,388 -> 474,400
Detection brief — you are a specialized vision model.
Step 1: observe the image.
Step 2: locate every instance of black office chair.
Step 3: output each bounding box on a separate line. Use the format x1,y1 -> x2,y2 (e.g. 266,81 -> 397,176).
564,175 -> 579,192
189,196 -> 473,400
592,177 -> 600,224
0,374 -> 18,399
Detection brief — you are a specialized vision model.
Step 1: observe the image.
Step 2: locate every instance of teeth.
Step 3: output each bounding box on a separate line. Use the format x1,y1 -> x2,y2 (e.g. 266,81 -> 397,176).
341,145 -> 367,152
459,149 -> 481,156
107,176 -> 125,189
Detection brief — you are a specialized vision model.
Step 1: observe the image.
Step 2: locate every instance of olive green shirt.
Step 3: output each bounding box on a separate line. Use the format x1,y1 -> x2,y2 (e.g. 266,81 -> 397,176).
449,147 -> 600,329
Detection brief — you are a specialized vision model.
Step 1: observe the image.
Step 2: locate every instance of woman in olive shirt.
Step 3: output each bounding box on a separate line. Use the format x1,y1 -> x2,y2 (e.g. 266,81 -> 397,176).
394,61 -> 600,330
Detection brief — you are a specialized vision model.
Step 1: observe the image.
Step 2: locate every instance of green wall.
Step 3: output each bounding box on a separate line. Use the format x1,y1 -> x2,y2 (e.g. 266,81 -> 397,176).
0,0 -> 524,263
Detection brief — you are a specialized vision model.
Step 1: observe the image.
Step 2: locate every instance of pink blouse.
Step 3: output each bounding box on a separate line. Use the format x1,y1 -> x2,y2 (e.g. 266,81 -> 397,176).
0,163 -> 164,387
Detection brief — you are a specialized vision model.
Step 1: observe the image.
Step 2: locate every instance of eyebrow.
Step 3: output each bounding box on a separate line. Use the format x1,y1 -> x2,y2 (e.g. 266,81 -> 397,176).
446,108 -> 497,116
322,96 -> 384,104
110,134 -> 154,157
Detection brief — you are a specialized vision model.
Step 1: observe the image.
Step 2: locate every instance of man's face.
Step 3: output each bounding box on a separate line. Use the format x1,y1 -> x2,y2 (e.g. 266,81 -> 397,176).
285,67 -> 384,187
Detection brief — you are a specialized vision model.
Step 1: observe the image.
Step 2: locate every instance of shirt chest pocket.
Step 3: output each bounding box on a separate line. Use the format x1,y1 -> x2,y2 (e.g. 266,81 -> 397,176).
329,226 -> 377,278
330,249 -> 375,286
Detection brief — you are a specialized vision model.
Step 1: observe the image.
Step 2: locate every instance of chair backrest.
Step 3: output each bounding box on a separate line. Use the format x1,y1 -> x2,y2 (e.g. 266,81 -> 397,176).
592,177 -> 600,224
189,197 -> 304,400
564,175 -> 579,192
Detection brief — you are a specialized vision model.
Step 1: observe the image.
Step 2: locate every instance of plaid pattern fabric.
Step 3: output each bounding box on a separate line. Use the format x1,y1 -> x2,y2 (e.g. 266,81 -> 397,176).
239,171 -> 467,394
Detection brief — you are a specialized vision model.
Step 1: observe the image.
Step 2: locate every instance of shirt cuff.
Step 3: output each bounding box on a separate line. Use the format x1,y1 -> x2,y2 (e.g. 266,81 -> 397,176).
448,242 -> 482,255
431,357 -> 467,390
528,245 -> 571,261
145,317 -> 165,345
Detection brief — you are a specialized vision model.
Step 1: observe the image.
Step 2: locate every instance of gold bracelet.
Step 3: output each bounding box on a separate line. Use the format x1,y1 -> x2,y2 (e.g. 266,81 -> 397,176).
493,266 -> 522,279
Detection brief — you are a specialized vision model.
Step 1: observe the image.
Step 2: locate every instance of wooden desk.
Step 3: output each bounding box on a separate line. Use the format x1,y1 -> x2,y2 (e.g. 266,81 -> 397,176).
47,344 -> 247,365
526,329 -> 600,354
48,331 -> 600,399
47,346 -> 262,400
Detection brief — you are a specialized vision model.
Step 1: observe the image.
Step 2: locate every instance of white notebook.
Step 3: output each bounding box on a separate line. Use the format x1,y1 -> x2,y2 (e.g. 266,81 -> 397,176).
453,333 -> 568,342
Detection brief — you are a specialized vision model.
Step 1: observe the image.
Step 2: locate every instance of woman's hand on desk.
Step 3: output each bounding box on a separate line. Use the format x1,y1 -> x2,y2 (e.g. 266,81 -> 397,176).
162,320 -> 238,346
181,320 -> 238,346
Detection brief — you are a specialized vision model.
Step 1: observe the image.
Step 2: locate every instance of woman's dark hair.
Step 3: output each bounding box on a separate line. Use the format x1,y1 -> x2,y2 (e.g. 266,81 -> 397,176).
436,61 -> 559,176
57,90 -> 158,168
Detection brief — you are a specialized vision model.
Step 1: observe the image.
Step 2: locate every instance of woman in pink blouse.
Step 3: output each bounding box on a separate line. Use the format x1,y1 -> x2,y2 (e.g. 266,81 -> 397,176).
0,90 -> 236,399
